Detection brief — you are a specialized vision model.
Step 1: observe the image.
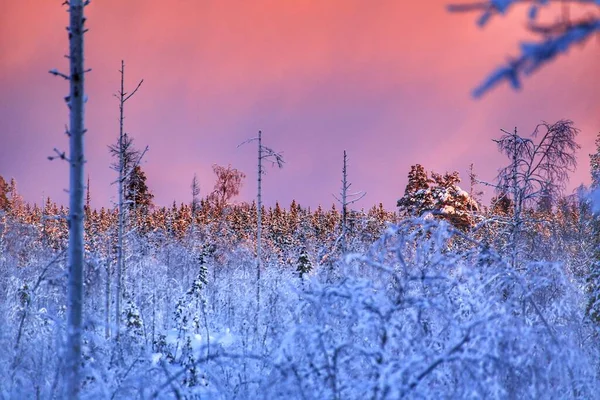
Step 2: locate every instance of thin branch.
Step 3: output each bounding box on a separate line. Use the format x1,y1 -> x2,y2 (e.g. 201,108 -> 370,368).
237,137 -> 259,148
448,0 -> 598,13
48,147 -> 70,162
347,192 -> 367,205
49,69 -> 70,80
123,79 -> 144,103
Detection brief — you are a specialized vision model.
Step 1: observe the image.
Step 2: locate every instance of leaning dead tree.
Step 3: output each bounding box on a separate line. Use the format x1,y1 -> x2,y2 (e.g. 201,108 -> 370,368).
333,150 -> 365,253
110,60 -> 144,342
239,130 -> 284,309
48,0 -> 90,397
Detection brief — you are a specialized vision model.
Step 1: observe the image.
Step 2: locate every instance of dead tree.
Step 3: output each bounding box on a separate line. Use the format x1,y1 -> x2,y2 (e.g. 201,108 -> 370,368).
48,0 -> 90,397
239,130 -> 284,309
333,150 -> 365,253
111,60 -> 143,342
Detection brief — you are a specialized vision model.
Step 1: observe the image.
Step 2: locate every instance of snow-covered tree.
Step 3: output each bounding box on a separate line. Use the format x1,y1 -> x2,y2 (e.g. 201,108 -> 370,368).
398,165 -> 479,230
6,178 -> 25,218
587,131 -> 600,324
430,171 -> 480,230
492,120 -> 579,268
397,164 -> 433,216
268,219 -> 596,398
296,247 -> 312,280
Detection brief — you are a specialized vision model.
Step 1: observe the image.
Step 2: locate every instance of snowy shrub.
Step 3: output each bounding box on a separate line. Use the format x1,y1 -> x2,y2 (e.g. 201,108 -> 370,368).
265,220 -> 597,399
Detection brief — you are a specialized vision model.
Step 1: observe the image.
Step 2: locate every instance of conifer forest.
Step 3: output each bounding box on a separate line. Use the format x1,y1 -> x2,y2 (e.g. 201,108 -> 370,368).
2,1 -> 600,399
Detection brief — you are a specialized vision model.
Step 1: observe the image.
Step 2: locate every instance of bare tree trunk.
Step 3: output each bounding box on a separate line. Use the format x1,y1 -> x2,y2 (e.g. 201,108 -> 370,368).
115,60 -> 126,342
114,60 -> 143,342
340,150 -> 348,252
239,130 -> 283,312
105,258 -> 111,339
65,0 -> 87,397
334,150 -> 365,256
151,291 -> 156,351
511,127 -> 520,270
256,130 -> 263,310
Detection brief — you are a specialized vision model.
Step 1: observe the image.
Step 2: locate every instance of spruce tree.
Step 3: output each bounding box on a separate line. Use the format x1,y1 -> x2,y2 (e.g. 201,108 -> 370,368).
430,171 -> 479,230
126,165 -> 154,213
591,133 -> 600,189
7,178 -> 25,218
398,165 -> 478,230
0,176 -> 8,211
296,248 -> 312,280
397,164 -> 433,217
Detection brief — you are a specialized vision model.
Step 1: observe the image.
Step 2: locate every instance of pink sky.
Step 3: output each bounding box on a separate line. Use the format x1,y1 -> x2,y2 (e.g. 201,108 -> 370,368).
1,1 -> 599,211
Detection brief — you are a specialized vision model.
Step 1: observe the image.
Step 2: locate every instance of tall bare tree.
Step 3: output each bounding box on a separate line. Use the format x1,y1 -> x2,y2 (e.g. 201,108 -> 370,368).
110,60 -> 144,342
239,130 -> 284,308
333,150 -> 365,253
49,0 -> 90,397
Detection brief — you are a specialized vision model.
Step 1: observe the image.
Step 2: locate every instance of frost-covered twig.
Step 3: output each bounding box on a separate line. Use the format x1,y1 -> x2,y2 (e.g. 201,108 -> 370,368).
448,0 -> 600,96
